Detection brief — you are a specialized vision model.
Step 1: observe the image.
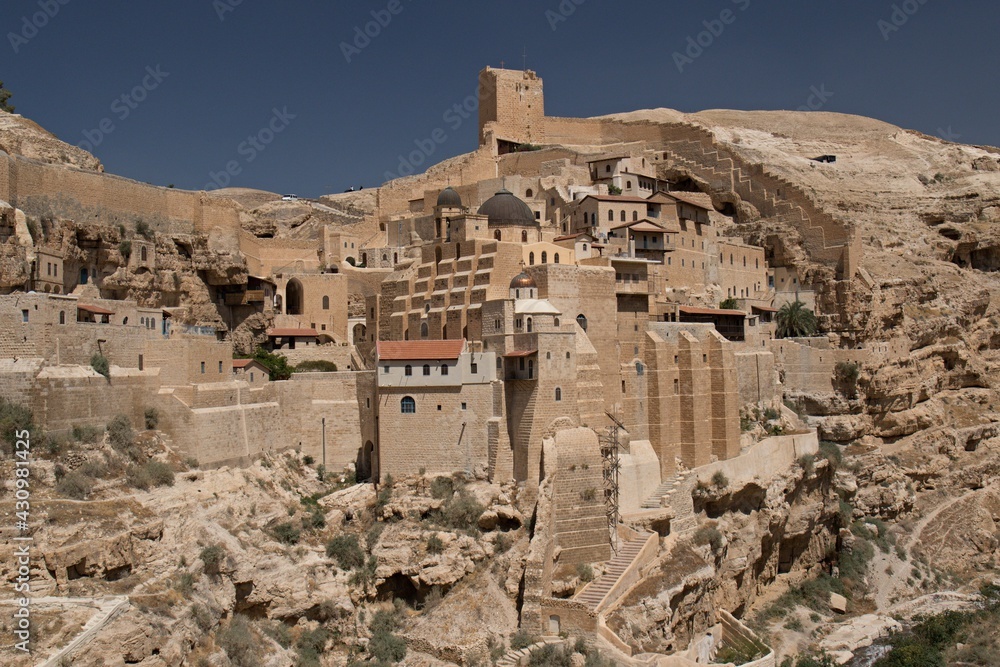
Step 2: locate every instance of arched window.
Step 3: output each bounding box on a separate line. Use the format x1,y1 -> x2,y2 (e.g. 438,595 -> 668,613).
621,210 -> 626,222
555,387 -> 562,402
59,311 -> 65,325
521,230 -> 528,243
626,181 -> 632,190
608,210 -> 614,222
140,246 -> 147,262
401,396 -> 416,413
423,364 -> 431,376
405,365 -> 413,376
591,213 -> 596,226
322,295 -> 330,310
494,230 -> 502,241
527,317 -> 533,333
286,279 -> 304,315
541,251 -> 547,264
554,253 -> 560,264
420,322 -> 429,338
525,188 -> 534,198
440,364 -> 448,376
362,252 -> 367,265
529,252 -> 535,266
566,351 -> 571,359
554,318 -> 560,327
633,211 -> 638,221
576,314 -> 588,331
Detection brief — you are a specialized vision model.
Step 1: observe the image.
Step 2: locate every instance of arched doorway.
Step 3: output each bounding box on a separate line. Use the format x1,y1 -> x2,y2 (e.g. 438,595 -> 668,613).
286,279 -> 304,315
359,440 -> 375,481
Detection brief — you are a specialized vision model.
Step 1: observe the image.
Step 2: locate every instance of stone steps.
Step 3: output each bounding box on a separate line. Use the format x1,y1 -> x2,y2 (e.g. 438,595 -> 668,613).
640,474 -> 678,509
573,533 -> 654,612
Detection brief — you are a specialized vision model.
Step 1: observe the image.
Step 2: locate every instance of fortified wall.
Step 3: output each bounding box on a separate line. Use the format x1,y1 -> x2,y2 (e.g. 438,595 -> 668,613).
0,152 -> 243,243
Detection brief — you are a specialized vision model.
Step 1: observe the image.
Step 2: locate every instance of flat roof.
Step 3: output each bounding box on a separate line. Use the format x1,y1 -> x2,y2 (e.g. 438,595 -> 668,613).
582,194 -> 651,205
377,340 -> 465,361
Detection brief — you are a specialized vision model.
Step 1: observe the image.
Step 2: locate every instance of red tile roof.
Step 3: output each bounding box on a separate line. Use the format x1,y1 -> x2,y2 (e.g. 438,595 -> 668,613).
377,340 -> 465,361
267,328 -> 318,337
664,191 -> 713,210
678,305 -> 745,317
232,359 -> 267,369
503,349 -> 538,358
78,304 -> 116,315
610,219 -> 670,233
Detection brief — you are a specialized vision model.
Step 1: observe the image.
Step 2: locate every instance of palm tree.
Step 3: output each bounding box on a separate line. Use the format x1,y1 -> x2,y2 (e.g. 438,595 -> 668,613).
776,300 -> 818,338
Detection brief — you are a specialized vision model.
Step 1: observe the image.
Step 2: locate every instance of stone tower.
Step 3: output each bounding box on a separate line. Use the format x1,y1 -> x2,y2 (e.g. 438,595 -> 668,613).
478,67 -> 545,153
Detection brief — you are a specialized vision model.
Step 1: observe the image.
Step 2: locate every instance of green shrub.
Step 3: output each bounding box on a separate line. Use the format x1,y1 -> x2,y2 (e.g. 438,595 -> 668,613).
607,184 -> 622,196
0,398 -> 35,456
799,454 -> 815,476
57,471 -> 93,499
135,219 -> 153,239
529,644 -> 573,667
368,609 -> 406,663
440,490 -> 485,530
577,563 -> 594,582
125,464 -> 152,490
296,627 -> 330,666
118,239 -> 132,261
107,414 -> 136,454
217,615 -> 261,667
763,406 -> 781,421
694,526 -> 724,551
302,454 -> 314,465
143,407 -> 159,430
191,604 -> 214,632
201,545 -> 226,574
249,348 -> 293,381
426,534 -> 444,554
720,296 -> 739,310
819,441 -> 843,470
273,522 -> 301,545
90,353 -> 110,379
262,620 -> 291,648
711,471 -> 729,489
295,360 -> 338,373
303,509 -> 325,531
72,424 -> 104,444
430,476 -> 455,499
326,535 -> 364,569
510,629 -> 537,650
145,460 -> 174,487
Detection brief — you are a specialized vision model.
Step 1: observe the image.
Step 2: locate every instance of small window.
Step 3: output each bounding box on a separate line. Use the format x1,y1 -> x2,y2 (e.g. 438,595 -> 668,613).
384,365 -> 390,373
219,361 -> 223,373
437,405 -> 442,411
423,364 -> 431,376
250,372 -> 254,381
440,364 -> 449,376
401,396 -> 416,413
541,251 -> 547,264
529,252 -> 535,266
461,402 -> 467,410
405,365 -> 413,376
566,352 -> 571,359
59,311 -> 65,325
555,387 -> 562,402
674,378 -> 679,394
366,398 -> 371,408
576,314 -> 588,331
322,296 -> 330,310
470,362 -> 478,374
554,253 -> 560,264
201,362 -> 206,374
620,211 -> 626,222
608,210 -> 614,222
138,355 -> 144,371
21,310 -> 28,323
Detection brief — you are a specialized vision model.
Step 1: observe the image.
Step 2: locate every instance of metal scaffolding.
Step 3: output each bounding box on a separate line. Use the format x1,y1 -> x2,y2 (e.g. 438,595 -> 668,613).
600,411 -> 624,554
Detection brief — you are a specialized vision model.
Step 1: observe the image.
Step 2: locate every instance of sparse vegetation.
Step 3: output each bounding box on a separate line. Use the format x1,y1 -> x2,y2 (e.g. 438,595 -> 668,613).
90,352 -> 110,379
510,629 -> 537,650
295,360 -> 338,373
272,521 -> 301,545
0,80 -> 14,113
243,348 -> 293,381
607,184 -> 622,196
694,525 -> 724,551
576,563 -> 594,582
201,544 -> 226,574
119,239 -> 132,261
56,471 -> 94,499
72,423 -> 103,444
711,470 -> 729,489
107,414 -> 141,460
0,398 -> 35,456
143,407 -> 159,430
217,615 -> 262,667
426,534 -> 444,554
720,296 -> 739,310
326,535 -> 365,570
135,219 -> 153,239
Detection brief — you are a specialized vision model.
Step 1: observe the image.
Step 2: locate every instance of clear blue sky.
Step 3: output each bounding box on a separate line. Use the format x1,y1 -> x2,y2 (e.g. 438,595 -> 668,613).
2,0 -> 997,197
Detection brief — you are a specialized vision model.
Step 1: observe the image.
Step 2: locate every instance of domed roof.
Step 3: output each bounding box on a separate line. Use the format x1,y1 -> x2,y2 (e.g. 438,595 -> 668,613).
436,187 -> 462,208
478,189 -> 537,227
509,271 -> 537,290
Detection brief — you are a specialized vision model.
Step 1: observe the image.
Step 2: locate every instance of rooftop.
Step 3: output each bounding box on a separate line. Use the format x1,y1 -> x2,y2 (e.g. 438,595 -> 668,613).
377,340 -> 466,361
267,328 -> 319,337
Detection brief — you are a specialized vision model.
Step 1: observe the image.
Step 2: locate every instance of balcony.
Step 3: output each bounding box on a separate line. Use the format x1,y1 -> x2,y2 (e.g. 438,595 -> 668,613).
615,279 -> 650,294
224,290 -> 266,306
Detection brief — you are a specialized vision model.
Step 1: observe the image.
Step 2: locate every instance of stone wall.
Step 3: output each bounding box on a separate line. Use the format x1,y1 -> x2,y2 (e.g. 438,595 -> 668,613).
769,337 -> 869,395
549,428 -> 612,565
0,152 -> 241,242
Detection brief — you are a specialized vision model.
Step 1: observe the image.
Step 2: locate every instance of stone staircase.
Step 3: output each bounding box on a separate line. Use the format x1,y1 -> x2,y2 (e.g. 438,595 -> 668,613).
495,637 -> 566,667
640,474 -> 678,509
574,533 -> 655,613
38,596 -> 130,667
